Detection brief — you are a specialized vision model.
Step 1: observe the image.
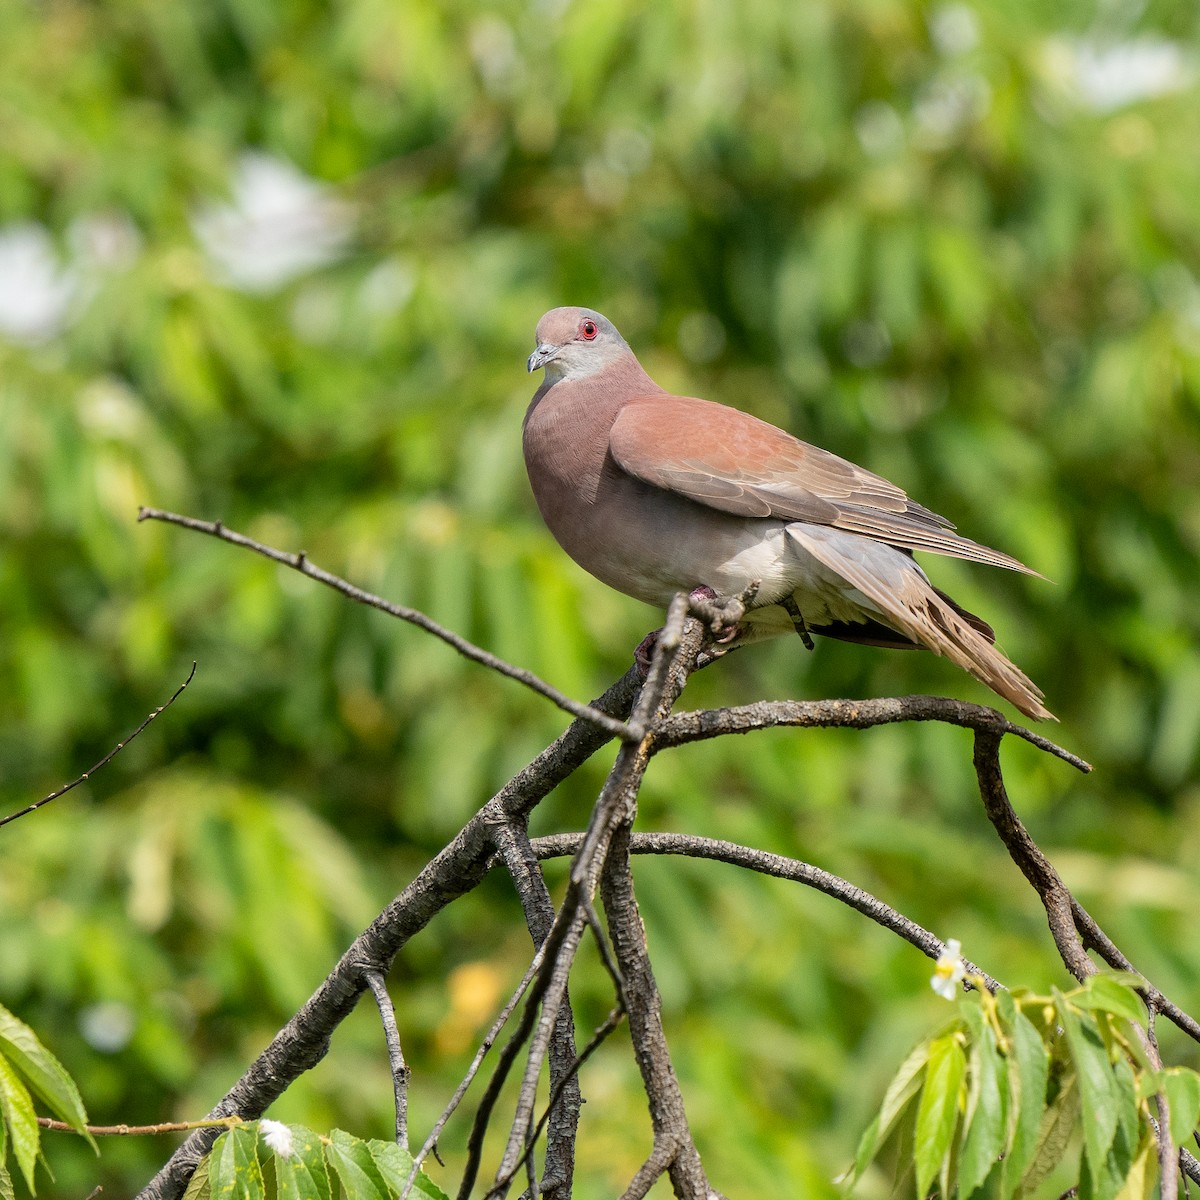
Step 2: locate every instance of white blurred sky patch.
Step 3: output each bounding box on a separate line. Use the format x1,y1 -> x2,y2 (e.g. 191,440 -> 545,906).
0,211 -> 139,346
1045,35 -> 1195,112
0,222 -> 78,344
193,152 -> 354,293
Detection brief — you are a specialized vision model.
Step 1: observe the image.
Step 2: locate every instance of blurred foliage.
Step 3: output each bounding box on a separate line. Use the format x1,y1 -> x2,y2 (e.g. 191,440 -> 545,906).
1,0 -> 1199,1196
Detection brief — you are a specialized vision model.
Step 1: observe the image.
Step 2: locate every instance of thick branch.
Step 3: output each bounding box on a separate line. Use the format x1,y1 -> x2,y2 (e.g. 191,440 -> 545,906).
135,670 -> 638,1200
973,731 -> 1093,981
651,695 -> 1090,773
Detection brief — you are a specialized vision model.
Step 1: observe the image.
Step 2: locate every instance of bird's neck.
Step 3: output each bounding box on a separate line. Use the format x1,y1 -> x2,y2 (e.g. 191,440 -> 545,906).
523,355 -> 661,506
527,353 -> 661,421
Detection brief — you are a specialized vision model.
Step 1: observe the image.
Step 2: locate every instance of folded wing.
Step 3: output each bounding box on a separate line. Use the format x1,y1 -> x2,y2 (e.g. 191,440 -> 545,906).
609,393 -> 1038,576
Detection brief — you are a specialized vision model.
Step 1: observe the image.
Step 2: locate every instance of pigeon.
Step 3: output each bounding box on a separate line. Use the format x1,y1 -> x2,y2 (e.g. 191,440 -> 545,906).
523,306 -> 1051,720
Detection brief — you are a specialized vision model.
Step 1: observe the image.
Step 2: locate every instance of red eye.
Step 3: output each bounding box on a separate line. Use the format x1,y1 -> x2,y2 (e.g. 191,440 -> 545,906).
580,320 -> 598,340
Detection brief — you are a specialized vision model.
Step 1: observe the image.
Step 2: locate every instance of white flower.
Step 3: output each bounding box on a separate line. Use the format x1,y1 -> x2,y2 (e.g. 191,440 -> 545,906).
259,1119 -> 294,1158
931,939 -> 966,1000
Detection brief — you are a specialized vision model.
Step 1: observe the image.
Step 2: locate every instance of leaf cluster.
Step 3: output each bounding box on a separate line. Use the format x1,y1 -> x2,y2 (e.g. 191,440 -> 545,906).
187,1126 -> 448,1200
0,1006 -> 92,1199
848,974 -> 1200,1200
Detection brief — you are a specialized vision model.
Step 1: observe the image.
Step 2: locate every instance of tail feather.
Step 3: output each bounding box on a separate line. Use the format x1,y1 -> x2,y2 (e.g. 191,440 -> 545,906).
786,526 -> 1053,721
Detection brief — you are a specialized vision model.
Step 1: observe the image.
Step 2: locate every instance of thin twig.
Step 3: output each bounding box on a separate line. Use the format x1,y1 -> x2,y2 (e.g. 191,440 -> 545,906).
401,949 -> 548,1200
485,1006 -> 626,1199
39,1117 -> 236,1136
0,664 -> 197,830
1069,901 -> 1200,1045
486,599 -> 695,1197
618,1138 -> 679,1200
137,508 -> 637,743
529,831 -> 1000,992
489,820 -> 582,1193
363,970 -> 409,1149
457,909 -> 589,1200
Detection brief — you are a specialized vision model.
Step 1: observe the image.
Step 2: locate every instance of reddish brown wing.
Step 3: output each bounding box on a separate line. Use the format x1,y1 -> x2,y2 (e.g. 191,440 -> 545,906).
608,393 -> 1038,575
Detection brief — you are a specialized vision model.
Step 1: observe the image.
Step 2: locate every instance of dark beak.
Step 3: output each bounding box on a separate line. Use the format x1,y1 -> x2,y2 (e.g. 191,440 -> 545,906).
527,343 -> 559,373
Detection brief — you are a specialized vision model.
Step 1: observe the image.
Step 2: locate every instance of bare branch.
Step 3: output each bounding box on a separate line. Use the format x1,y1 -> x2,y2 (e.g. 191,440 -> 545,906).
651,695 -> 1090,773
401,948 -> 548,1200
137,508 -> 638,742
363,970 -> 409,1149
135,669 -> 639,1200
0,663 -> 197,830
973,731 -> 1094,981
528,831 -> 1000,992
490,820 -> 582,1193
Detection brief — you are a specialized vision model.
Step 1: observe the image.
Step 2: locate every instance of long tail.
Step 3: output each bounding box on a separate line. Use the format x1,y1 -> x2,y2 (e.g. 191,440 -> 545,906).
786,525 -> 1053,721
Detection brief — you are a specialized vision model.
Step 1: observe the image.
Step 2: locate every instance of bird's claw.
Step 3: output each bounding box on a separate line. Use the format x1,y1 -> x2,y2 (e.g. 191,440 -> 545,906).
781,594 -> 816,651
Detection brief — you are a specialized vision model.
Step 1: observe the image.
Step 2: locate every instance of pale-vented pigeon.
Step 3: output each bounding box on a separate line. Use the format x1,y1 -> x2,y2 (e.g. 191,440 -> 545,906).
523,306 -> 1051,720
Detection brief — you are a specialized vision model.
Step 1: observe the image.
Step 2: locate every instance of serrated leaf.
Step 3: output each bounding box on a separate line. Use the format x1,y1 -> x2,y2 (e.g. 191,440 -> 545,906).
0,1156 -> 13,1200
1058,992 -> 1119,1178
914,1033 -> 966,1199
959,1018 -> 1007,1198
274,1126 -> 331,1200
0,1050 -> 39,1193
182,1151 -> 212,1200
849,1039 -> 930,1182
1159,1069 -> 1200,1148
1002,1003 -> 1050,1197
0,1006 -> 93,1149
209,1127 -> 264,1200
325,1130 -> 389,1200
1020,1074 -> 1079,1194
367,1139 -> 450,1200
1071,977 -> 1146,1028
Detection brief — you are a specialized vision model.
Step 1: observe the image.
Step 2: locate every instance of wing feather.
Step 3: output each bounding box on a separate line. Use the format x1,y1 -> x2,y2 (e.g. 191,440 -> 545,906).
609,393 -> 1039,576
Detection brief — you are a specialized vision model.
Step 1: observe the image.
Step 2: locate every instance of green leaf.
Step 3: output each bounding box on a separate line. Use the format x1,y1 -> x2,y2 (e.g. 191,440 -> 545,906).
914,1033 -> 966,1199
1057,991 -> 1120,1178
1070,977 -> 1146,1028
0,1006 -> 93,1150
850,1039 -> 930,1181
1160,1068 -> 1200,1147
209,1127 -> 264,1200
959,1017 -> 1007,1198
274,1126 -> 331,1200
1020,1074 -> 1079,1195
0,1051 -> 39,1194
324,1130 -> 389,1200
1002,1003 -> 1050,1197
367,1139 -> 450,1200
0,1158 -> 11,1200
182,1151 -> 212,1200
1113,1140 -> 1155,1200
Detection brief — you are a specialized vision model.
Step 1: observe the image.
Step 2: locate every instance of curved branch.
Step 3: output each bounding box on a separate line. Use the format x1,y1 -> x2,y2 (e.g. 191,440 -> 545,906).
651,695 -> 1090,773
527,831 -> 1000,992
973,731 -> 1093,981
137,508 -> 638,742
1,663 -> 198,829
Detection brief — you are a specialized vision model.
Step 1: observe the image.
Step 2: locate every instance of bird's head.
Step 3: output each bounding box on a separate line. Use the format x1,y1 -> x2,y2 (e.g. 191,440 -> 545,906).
527,307 -> 630,383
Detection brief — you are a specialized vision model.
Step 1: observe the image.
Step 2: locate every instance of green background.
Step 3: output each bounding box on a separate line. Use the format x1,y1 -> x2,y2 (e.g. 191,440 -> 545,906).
1,0 -> 1198,1195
